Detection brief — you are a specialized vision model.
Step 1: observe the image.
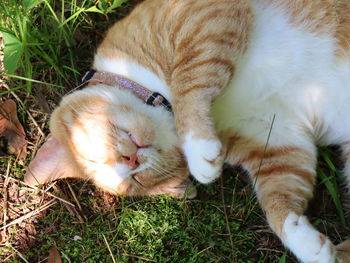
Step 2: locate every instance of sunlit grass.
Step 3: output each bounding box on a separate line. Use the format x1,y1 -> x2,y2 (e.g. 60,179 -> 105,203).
0,0 -> 128,95
24,176 -> 277,263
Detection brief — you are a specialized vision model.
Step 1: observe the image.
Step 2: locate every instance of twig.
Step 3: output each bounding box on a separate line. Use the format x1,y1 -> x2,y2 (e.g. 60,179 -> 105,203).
52,185 -> 85,223
44,181 -> 57,192
31,133 -> 46,161
122,253 -> 157,262
103,234 -> 117,263
2,159 -> 11,232
41,189 -> 74,206
66,181 -> 82,211
220,176 -> 235,256
0,82 -> 45,137
0,199 -> 57,231
257,248 -> 287,253
196,245 -> 214,255
253,114 -> 276,185
38,257 -> 48,263
7,206 -> 21,218
13,147 -> 23,165
10,245 -> 29,263
60,251 -> 72,263
0,174 -> 75,207
3,254 -> 13,262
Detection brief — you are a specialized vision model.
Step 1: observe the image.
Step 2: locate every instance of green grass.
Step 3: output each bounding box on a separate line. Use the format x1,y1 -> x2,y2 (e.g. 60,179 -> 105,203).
24,173 -> 281,263
0,0 -> 129,96
318,148 -> 347,228
0,1 -> 349,262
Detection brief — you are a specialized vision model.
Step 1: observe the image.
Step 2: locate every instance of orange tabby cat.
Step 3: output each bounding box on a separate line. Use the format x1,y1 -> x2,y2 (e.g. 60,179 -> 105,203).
25,0 -> 350,262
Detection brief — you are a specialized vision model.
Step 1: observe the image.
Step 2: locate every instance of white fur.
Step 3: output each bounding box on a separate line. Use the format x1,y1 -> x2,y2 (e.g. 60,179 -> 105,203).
283,213 -> 336,263
92,57 -> 224,183
93,55 -> 171,102
86,2 -> 350,262
70,84 -> 179,189
212,1 -> 350,150
80,84 -> 179,152
87,163 -> 129,191
182,132 -> 222,184
92,56 -> 177,151
92,1 -> 350,190
131,147 -> 157,176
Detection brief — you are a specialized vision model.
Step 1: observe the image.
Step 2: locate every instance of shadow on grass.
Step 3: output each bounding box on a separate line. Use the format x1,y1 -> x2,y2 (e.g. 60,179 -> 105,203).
2,167 -> 299,263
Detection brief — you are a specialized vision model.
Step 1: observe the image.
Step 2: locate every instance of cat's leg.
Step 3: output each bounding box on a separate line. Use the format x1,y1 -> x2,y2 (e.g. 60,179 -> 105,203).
168,1 -> 251,184
170,58 -> 235,184
171,86 -> 225,184
226,135 -> 337,263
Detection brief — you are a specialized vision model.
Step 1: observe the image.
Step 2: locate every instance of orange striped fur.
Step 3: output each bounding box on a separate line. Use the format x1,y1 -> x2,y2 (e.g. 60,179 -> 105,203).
49,89 -> 191,198
224,133 -> 316,235
26,1 -> 350,262
97,0 -> 251,140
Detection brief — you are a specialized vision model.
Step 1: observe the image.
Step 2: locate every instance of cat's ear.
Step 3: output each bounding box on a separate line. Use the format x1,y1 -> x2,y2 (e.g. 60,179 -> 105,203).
24,134 -> 83,186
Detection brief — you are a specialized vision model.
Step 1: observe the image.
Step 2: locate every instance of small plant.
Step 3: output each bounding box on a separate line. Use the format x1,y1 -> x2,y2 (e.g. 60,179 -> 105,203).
318,147 -> 347,228
0,0 -> 127,95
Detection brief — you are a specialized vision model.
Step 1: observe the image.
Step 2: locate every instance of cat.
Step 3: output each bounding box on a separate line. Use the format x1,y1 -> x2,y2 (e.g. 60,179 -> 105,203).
24,0 -> 350,262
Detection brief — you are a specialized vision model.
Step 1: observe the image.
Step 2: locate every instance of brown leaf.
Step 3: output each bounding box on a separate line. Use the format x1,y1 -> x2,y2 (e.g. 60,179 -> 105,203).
0,99 -> 27,160
47,246 -> 62,263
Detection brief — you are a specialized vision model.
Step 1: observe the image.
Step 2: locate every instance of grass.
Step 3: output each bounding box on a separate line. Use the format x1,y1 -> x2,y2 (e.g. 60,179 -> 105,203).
0,0 -> 132,96
24,172 -> 282,263
0,0 -> 349,262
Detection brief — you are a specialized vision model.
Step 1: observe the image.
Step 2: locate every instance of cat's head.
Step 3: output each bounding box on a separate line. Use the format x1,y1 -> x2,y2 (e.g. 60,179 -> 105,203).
24,85 -> 196,198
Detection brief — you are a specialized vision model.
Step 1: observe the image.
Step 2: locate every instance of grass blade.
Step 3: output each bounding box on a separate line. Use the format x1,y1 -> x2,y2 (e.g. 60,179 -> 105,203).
278,253 -> 287,263
317,166 -> 346,228
0,73 -> 65,88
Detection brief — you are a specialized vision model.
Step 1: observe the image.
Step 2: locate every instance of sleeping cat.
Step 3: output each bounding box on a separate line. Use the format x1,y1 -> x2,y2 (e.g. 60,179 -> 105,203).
24,0 -> 350,262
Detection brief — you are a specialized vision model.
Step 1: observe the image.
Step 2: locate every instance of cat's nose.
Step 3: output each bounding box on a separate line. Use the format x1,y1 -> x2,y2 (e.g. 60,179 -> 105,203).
121,153 -> 139,169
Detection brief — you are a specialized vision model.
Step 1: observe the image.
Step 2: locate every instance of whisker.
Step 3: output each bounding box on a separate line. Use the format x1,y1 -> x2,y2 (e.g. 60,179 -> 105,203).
147,157 -> 188,178
148,155 -> 188,172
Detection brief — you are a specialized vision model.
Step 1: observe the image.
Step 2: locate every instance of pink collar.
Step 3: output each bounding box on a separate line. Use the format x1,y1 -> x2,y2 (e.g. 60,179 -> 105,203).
82,70 -> 172,112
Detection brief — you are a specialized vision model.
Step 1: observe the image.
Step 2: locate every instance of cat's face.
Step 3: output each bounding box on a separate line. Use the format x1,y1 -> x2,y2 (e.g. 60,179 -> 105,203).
25,85 -> 195,198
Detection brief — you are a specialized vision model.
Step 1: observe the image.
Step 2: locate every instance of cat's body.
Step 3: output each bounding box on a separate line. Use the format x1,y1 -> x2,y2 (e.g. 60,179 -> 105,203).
25,0 -> 350,262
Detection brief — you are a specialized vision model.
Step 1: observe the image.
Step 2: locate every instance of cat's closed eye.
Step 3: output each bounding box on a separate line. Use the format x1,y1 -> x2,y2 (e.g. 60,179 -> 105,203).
25,87 -> 194,199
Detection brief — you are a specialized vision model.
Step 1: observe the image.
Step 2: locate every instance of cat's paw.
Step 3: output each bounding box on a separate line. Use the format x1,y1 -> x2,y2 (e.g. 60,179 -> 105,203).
283,213 -> 336,263
182,132 -> 223,184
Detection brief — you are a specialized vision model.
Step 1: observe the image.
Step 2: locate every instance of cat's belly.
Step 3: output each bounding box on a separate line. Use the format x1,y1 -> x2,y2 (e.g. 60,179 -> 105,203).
213,58 -> 350,147
212,1 -> 350,147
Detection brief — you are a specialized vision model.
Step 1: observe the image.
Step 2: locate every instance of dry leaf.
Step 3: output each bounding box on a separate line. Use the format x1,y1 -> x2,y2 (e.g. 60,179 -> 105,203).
47,246 -> 62,263
0,99 -> 27,160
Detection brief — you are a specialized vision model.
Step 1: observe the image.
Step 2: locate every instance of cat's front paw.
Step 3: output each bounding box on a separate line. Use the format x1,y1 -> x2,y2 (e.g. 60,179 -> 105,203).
182,132 -> 224,184
283,213 -> 336,263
